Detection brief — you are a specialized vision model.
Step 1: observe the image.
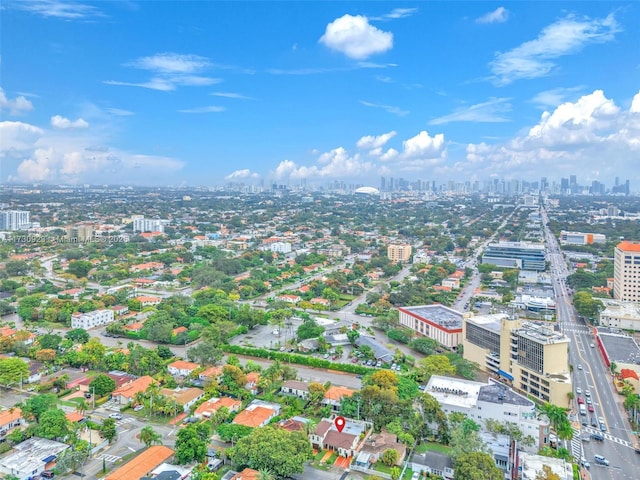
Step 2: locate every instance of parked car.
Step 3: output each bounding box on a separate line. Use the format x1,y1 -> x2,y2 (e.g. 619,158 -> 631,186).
133,404 -> 144,412
84,392 -> 92,399
41,472 -> 54,479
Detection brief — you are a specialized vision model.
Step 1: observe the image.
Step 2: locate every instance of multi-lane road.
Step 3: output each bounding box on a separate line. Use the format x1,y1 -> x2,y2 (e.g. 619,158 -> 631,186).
544,209 -> 639,479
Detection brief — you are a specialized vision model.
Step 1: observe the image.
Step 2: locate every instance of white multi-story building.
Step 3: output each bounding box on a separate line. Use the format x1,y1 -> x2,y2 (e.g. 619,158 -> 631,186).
398,305 -> 464,350
0,210 -> 30,231
425,375 -> 550,451
71,309 -> 115,329
270,242 -> 292,253
559,231 -> 606,245
614,241 -> 640,301
599,300 -> 640,331
132,216 -> 166,233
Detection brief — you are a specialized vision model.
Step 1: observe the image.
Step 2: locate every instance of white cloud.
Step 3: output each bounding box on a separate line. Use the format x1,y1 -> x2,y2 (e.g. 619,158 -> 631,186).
0,121 -> 44,156
490,13 -> 620,85
631,90 -> 640,113
371,8 -> 418,21
319,14 -> 393,60
1,120 -> 184,184
106,108 -> 135,116
459,89 -> 640,181
127,53 -> 210,73
0,89 -> 34,115
360,100 -> 408,116
429,98 -> 511,125
531,86 -> 585,108
267,62 -> 395,75
106,52 -> 221,91
225,169 -> 259,180
356,131 -> 397,150
476,7 -> 509,24
13,0 -> 104,19
178,106 -> 226,113
402,131 -> 446,159
272,129 -> 446,181
210,92 -> 253,100
50,115 -> 89,129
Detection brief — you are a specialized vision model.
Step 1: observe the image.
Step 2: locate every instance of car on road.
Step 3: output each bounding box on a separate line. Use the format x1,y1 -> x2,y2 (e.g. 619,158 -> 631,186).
581,418 -> 588,426
577,364 -> 583,370
590,343 -> 595,348
109,413 -> 123,420
593,455 -> 609,466
577,397 -> 584,404
591,432 -> 604,441
591,417 -> 598,427
588,405 -> 594,412
600,422 -> 607,432
585,389 -> 591,397
586,397 -> 592,405
576,387 -> 582,394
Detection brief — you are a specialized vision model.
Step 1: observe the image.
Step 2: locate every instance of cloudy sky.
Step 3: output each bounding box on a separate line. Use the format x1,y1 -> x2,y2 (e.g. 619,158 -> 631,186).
1,1 -> 639,187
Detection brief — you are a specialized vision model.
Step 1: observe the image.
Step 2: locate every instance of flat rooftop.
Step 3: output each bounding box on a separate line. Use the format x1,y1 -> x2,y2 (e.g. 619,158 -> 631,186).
466,313 -> 509,334
0,437 -> 68,473
487,241 -> 545,251
517,321 -> 569,345
400,305 -> 463,330
600,300 -> 640,319
478,382 -> 533,407
598,332 -> 640,365
425,375 -> 483,410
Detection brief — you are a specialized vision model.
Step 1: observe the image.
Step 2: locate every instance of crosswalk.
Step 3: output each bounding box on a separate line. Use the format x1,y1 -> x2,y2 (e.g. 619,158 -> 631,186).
97,453 -> 121,463
582,427 -> 634,448
571,427 -> 583,461
115,417 -> 135,428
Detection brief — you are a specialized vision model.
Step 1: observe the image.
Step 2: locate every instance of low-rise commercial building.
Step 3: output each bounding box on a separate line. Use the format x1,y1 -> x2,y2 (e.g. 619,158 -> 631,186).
482,241 -> 546,271
599,300 -> 640,331
398,305 -> 465,350
559,231 -> 606,245
463,314 -> 572,405
425,375 -> 550,450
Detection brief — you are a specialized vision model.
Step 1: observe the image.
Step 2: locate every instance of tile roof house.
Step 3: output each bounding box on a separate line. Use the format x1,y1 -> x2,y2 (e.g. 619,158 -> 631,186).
224,468 -> 260,480
280,380 -> 309,399
106,446 -> 174,480
357,430 -> 406,467
167,360 -> 200,377
245,372 -> 260,395
322,385 -> 355,412
194,397 -> 241,419
160,387 -> 204,413
0,408 -> 23,436
310,417 -> 370,458
232,401 -> 280,428
0,437 -> 69,480
135,295 -> 162,307
112,376 -> 155,405
199,366 -> 223,381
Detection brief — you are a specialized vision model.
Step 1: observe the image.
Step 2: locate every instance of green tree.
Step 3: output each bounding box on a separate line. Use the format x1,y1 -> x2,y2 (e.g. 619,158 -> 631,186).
38,334 -> 63,350
89,374 -> 117,396
414,355 -> 456,383
450,418 -> 487,458
67,260 -> 93,278
390,467 -> 401,480
216,423 -> 253,443
66,328 -> 90,343
101,418 -> 117,444
536,464 -> 562,480
36,409 -> 70,440
187,341 -> 223,365
230,425 -> 313,478
21,393 -> 58,421
5,260 -> 30,276
380,448 -> 399,467
139,426 -> 162,447
175,424 -> 209,464
0,357 -> 29,387
454,452 -> 503,480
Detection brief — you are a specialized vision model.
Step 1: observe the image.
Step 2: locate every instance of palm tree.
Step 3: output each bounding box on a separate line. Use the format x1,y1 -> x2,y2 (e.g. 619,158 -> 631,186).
139,426 -> 162,447
75,398 -> 89,415
257,470 -> 275,480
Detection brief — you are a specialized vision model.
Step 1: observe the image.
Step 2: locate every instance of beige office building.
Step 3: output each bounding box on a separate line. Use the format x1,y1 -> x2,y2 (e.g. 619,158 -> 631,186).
463,314 -> 572,406
387,244 -> 412,263
614,241 -> 640,301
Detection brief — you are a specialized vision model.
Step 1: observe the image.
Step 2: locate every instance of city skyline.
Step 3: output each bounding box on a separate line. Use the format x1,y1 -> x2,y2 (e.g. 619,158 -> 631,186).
1,1 -> 640,186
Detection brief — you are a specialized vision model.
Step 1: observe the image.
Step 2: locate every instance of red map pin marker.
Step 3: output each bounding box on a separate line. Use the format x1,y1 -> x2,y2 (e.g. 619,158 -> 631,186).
334,416 -> 346,433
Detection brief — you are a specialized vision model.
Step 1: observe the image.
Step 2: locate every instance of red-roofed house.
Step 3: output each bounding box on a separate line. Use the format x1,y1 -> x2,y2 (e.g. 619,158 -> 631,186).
232,406 -> 277,428
228,469 -> 260,480
621,368 -> 639,391
0,408 -> 23,436
112,376 -> 155,405
194,397 -> 241,419
172,326 -> 187,336
168,360 -> 199,377
135,296 -> 162,307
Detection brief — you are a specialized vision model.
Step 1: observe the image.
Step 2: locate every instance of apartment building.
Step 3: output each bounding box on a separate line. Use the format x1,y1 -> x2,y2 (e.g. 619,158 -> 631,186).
462,314 -> 572,405
425,375 -> 550,451
398,305 -> 465,349
599,300 -> 640,331
132,215 -> 166,233
71,309 -> 115,329
482,242 -> 546,271
387,244 -> 412,263
0,210 -> 30,231
559,231 -> 606,245
613,241 -> 640,301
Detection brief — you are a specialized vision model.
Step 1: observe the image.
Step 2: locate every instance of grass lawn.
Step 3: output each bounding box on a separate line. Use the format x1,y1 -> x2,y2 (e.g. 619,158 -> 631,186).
326,453 -> 338,464
414,441 -> 453,455
314,450 -> 326,461
402,469 -> 415,480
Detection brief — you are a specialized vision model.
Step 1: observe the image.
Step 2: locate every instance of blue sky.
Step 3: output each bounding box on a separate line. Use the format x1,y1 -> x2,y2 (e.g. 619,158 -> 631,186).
1,1 -> 639,187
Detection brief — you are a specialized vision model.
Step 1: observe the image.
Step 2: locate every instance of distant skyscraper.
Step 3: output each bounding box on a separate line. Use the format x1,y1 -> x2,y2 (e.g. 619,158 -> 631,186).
0,210 -> 30,231
560,178 -> 569,191
380,176 -> 386,191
